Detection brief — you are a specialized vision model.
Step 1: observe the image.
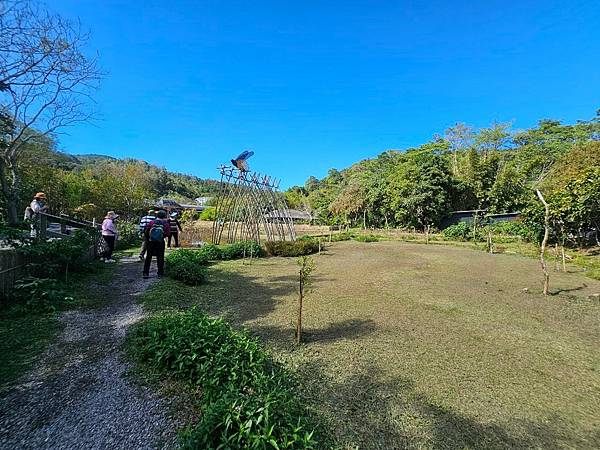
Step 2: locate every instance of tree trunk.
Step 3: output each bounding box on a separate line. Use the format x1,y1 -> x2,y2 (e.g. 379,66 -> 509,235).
536,190 -> 550,296
487,229 -> 493,254
295,274 -> 303,345
425,224 -> 430,245
363,209 -> 367,230
0,157 -> 20,225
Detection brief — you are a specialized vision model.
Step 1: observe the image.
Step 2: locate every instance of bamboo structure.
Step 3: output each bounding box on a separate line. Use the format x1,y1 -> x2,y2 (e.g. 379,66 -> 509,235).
212,165 -> 296,244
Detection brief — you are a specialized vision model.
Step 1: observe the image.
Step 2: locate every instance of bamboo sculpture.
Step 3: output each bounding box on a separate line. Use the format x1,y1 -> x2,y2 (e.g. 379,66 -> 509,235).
212,165 -> 296,244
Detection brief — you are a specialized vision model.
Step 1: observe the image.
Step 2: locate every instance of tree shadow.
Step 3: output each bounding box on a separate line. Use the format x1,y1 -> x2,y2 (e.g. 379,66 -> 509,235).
296,360 -> 598,449
250,318 -> 378,348
551,285 -> 585,295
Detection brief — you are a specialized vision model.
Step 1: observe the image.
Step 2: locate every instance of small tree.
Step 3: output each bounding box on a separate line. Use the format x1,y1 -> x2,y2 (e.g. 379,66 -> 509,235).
295,256 -> 315,345
536,190 -> 550,296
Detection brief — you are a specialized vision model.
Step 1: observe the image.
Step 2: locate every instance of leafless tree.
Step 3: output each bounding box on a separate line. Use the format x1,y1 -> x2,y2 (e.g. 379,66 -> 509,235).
536,189 -> 550,296
0,0 -> 101,224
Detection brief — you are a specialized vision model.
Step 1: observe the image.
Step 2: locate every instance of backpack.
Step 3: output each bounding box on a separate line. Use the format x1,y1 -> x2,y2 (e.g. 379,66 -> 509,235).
149,219 -> 165,242
24,206 -> 34,221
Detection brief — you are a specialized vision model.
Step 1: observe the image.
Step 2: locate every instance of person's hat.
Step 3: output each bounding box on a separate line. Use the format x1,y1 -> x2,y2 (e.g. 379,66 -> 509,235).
148,209 -> 155,214
34,192 -> 47,200
170,211 -> 178,218
105,211 -> 119,219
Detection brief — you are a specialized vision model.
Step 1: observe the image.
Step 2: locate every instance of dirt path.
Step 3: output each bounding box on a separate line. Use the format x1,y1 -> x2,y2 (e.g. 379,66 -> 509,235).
0,257 -> 179,450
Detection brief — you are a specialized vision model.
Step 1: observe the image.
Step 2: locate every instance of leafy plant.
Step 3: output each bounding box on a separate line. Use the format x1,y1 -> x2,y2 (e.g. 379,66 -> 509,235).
165,249 -> 208,285
442,222 -> 472,241
220,240 -> 263,260
197,243 -> 222,261
115,219 -> 141,250
264,240 -> 319,257
11,277 -> 74,313
130,309 -> 319,448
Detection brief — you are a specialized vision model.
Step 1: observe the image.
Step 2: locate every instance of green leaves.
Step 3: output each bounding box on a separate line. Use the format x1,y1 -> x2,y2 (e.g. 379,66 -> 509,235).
131,309 -> 319,449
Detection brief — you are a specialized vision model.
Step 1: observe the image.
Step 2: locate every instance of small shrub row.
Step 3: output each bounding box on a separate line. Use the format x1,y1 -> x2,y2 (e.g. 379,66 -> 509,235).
442,221 -> 534,242
328,232 -> 354,242
165,249 -> 208,285
264,240 -> 319,257
196,241 -> 263,261
130,309 -> 319,448
353,234 -> 380,242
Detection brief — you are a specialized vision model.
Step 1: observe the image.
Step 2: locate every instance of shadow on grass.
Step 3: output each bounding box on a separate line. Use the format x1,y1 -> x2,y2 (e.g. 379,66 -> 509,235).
251,318 -> 378,347
297,360 -> 598,450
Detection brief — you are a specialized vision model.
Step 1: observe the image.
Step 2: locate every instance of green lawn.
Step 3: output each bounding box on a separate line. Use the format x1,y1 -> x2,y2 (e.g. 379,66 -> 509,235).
141,241 -> 600,449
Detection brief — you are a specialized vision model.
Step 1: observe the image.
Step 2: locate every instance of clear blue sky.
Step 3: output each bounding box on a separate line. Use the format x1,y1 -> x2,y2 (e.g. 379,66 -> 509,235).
53,0 -> 600,188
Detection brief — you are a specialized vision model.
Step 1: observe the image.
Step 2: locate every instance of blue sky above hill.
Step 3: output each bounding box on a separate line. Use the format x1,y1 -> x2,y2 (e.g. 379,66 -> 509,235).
53,0 -> 600,187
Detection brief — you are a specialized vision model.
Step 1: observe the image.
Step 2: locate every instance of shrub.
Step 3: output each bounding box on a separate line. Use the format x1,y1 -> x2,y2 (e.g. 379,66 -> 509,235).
197,243 -> 222,261
328,232 -> 354,242
130,309 -> 318,448
11,277 -> 74,313
115,219 -> 141,250
353,234 -> 379,242
166,249 -> 208,285
220,240 -> 263,260
264,240 -> 319,257
442,222 -> 472,241
199,207 -> 216,221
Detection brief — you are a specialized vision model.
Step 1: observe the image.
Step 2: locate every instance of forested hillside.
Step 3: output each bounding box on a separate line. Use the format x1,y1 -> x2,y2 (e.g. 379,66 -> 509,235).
286,113 -> 600,236
3,133 -> 220,220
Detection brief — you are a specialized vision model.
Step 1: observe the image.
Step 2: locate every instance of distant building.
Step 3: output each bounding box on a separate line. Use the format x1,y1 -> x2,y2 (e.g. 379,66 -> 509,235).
194,197 -> 212,206
264,209 -> 313,222
155,198 -> 206,212
441,210 -> 520,229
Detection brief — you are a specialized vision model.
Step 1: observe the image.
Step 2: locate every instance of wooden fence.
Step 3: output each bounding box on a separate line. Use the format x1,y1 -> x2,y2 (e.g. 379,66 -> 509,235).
0,249 -> 30,299
0,212 -> 103,301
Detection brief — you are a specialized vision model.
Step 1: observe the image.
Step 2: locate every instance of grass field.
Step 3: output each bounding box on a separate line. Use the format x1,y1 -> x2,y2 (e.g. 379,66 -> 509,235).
142,240 -> 600,449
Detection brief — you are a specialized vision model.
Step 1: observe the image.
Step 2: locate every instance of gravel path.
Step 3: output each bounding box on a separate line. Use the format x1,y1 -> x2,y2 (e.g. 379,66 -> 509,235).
0,257 -> 180,450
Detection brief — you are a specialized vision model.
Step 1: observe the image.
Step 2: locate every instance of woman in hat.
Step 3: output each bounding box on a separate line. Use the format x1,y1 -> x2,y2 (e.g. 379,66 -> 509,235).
101,211 -> 119,263
26,192 -> 48,237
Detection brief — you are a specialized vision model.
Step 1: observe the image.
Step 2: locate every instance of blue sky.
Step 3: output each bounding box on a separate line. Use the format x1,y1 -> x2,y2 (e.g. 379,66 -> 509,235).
53,0 -> 600,188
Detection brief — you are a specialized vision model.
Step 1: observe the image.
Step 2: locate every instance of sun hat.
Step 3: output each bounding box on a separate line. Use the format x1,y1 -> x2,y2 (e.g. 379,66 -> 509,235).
105,211 -> 119,220
148,209 -> 155,214
34,192 -> 47,200
170,211 -> 178,218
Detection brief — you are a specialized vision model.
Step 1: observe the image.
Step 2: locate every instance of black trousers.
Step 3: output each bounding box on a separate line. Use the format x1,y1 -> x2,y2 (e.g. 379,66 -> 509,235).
102,235 -> 116,259
143,240 -> 165,276
167,232 -> 179,248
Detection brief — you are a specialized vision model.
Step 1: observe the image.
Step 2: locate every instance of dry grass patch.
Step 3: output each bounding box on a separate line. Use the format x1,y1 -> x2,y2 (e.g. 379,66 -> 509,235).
142,241 -> 600,449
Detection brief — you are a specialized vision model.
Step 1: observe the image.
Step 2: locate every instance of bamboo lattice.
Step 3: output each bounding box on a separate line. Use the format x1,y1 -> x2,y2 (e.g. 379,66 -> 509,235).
211,165 -> 296,244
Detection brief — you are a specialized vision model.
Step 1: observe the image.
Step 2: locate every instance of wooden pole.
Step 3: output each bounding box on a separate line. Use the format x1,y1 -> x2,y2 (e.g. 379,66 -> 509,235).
536,190 -> 550,296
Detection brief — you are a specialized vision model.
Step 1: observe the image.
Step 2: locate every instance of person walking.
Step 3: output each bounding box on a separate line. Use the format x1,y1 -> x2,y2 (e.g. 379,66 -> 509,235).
25,192 -> 48,237
167,211 -> 183,248
143,209 -> 171,278
101,211 -> 119,263
138,209 -> 156,260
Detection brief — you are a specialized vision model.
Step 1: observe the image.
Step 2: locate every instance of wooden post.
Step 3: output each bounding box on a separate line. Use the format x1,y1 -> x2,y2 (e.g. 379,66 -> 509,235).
536,190 -> 550,296
487,229 -> 493,254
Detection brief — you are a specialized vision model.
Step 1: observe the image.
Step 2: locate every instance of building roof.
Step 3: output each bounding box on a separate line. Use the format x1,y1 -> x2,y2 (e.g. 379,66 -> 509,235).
264,209 -> 312,220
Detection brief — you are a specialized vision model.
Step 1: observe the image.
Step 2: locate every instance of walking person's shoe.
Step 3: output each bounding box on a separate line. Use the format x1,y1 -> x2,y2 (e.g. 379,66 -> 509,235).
105,258 -> 116,263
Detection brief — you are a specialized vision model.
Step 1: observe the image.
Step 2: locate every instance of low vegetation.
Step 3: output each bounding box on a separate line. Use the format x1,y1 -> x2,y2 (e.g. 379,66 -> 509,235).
129,308 -> 320,449
136,241 -> 600,449
264,240 -> 319,257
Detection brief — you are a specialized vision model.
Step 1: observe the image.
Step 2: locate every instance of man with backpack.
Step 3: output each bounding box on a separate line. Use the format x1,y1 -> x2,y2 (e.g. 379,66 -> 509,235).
143,209 -> 171,279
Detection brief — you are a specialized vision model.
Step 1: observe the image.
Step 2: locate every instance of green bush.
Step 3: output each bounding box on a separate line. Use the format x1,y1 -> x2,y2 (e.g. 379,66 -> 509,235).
442,222 -> 472,241
487,221 -> 534,241
264,240 -> 319,257
328,232 -> 354,242
353,234 -> 379,242
11,277 -> 74,313
130,309 -> 318,448
197,243 -> 222,261
220,240 -> 263,260
199,207 -> 216,221
115,219 -> 142,250
166,249 -> 208,285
